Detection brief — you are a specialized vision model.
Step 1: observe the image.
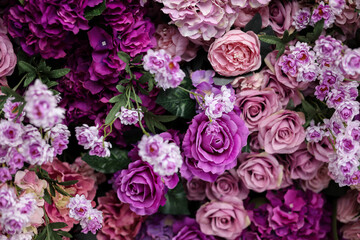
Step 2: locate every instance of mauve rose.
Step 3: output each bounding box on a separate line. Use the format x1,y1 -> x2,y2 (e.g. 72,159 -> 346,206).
14,170 -> 47,196
307,136 -> 335,162
0,33 -> 16,78
341,221 -> 360,240
287,143 -> 323,180
237,152 -> 283,193
337,190 -> 360,223
97,191 -> 145,240
258,110 -> 306,154
155,24 -> 198,62
234,6 -> 269,29
196,201 -> 250,240
182,112 -> 249,179
113,160 -> 166,215
185,177 -> 207,201
235,88 -> 281,132
208,30 -> 261,77
205,169 -> 249,202
268,0 -> 298,35
232,72 -> 264,91
335,6 -> 360,39
300,163 -> 331,193
172,217 -> 215,240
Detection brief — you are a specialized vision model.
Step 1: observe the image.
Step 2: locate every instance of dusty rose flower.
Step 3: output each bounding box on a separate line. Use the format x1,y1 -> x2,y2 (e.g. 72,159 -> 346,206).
196,201 -> 250,240
337,190 -> 360,223
232,72 -> 265,91
97,191 -> 145,240
234,6 -> 269,29
237,152 -> 283,192
0,32 -> 16,78
307,136 -> 335,162
249,131 -> 261,152
208,30 -> 261,77
205,169 -> 249,202
185,177 -> 207,201
287,143 -> 323,180
335,5 -> 360,39
14,170 -> 47,197
268,0 -> 299,35
258,110 -> 306,154
300,163 -> 331,193
70,157 -> 106,185
341,221 -> 360,240
235,88 -> 281,132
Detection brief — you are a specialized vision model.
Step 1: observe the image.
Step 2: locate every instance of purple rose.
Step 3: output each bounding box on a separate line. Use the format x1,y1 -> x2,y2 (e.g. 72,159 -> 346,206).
172,217 -> 215,240
182,112 -> 249,181
185,177 -> 207,201
113,160 -> 166,215
0,32 -> 16,78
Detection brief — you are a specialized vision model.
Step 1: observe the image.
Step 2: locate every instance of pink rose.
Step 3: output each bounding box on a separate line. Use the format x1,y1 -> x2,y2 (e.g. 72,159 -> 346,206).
0,33 -> 17,78
277,155 -> 294,188
232,72 -> 264,91
268,0 -> 299,35
307,136 -> 335,162
341,221 -> 360,240
234,6 -> 269,29
237,152 -> 283,192
337,190 -> 360,223
208,30 -> 261,77
14,170 -> 48,196
249,131 -> 261,152
300,163 -> 331,193
235,88 -> 281,132
185,177 -> 207,201
258,110 -> 306,154
287,143 -> 323,180
205,169 -> 249,202
335,6 -> 360,39
97,191 -> 145,240
155,24 -> 198,62
196,201 -> 250,240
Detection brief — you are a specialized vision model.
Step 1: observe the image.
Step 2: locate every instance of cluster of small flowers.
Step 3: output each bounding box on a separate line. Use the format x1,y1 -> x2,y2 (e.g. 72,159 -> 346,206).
138,134 -> 183,176
143,49 -> 185,90
116,106 -> 143,126
75,124 -> 112,158
67,194 -> 103,234
0,186 -> 37,236
292,0 -> 345,30
24,80 -> 65,129
204,85 -> 236,120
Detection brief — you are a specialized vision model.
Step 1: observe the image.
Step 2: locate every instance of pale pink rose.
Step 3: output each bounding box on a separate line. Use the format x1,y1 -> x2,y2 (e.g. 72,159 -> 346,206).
155,24 -> 198,62
15,170 -> 48,197
268,0 -> 299,35
234,6 -> 269,29
208,30 -> 261,77
232,72 -> 264,91
341,221 -> 360,240
29,205 -> 45,227
185,177 -> 207,201
287,143 -> 323,180
205,169 -> 249,202
235,88 -> 281,132
337,190 -> 360,223
196,201 -> 250,240
0,33 -> 16,78
258,110 -> 306,154
249,131 -> 261,152
300,163 -> 331,193
307,136 -> 335,162
237,152 -> 283,192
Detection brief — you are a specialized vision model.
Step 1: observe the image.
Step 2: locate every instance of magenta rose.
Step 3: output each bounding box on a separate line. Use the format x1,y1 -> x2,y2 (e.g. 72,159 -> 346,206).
237,152 -> 283,192
205,169 -> 249,202
185,177 -> 207,201
208,30 -> 261,77
300,163 -> 331,193
258,110 -> 306,154
113,160 -> 166,215
268,0 -> 299,35
172,217 -> 215,240
182,112 -> 249,180
0,33 -> 16,78
196,201 -> 250,240
287,143 -> 323,180
235,88 -> 281,132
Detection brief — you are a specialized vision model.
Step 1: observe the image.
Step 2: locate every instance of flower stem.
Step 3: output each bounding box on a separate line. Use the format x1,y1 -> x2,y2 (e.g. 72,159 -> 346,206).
131,85 -> 149,136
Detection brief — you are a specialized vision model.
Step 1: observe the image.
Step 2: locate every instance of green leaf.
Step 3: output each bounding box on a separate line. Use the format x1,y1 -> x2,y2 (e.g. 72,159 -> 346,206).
130,91 -> 142,104
155,115 -> 178,122
82,148 -> 131,174
156,88 -> 196,119
276,45 -> 285,59
105,102 -> 122,125
46,81 -> 59,88
117,51 -> 131,64
258,35 -> 283,45
138,72 -> 153,84
18,61 -> 36,73
48,222 -> 68,229
116,84 -> 125,93
244,13 -> 262,34
48,68 -> 70,79
1,86 -> 24,102
56,231 -> 72,238
148,77 -> 154,92
109,94 -> 127,104
213,77 -> 235,86
310,19 -> 324,42
159,182 -> 190,215
24,72 -> 37,87
296,35 -> 309,42
57,180 -> 78,186
43,189 -> 52,205
35,228 -> 47,240
49,184 -> 56,196
132,54 -> 143,63
84,0 -> 106,20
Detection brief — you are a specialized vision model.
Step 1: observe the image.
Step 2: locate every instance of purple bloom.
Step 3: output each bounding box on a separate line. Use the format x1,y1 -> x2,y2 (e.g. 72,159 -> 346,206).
172,217 -> 215,240
1,212 -> 27,235
135,214 -> 174,240
75,124 -> 100,150
314,83 -> 330,101
336,100 -> 360,122
48,124 -> 71,156
336,134 -> 359,156
117,107 -> 143,125
3,97 -> 25,122
0,185 -> 16,210
7,148 -> 25,174
0,167 -> 12,183
19,135 -> 54,165
306,121 -> 326,143
67,194 -> 93,221
278,54 -> 298,77
326,88 -> 346,108
191,70 -> 215,87
311,2 -> 335,28
89,138 -> 112,158
340,48 -> 360,76
80,208 -> 103,234
292,8 -> 311,30
0,120 -> 23,147
314,35 -> 343,66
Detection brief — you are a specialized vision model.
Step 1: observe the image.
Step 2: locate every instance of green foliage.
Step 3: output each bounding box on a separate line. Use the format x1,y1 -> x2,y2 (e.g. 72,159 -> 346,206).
296,19 -> 325,43
244,13 -> 262,34
144,111 -> 177,133
159,181 -> 190,215
82,148 -> 131,174
298,97 -> 334,128
258,29 -> 297,59
35,215 -> 71,240
84,0 -> 106,20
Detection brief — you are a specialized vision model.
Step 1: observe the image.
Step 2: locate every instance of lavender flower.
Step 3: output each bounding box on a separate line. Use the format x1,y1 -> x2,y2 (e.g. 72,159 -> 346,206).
204,86 -> 235,120
117,107 -> 143,125
80,208 -> 103,234
336,100 -> 360,122
0,167 -> 12,183
340,48 -> 360,76
278,53 -> 298,77
0,186 -> 16,210
0,120 -> 23,147
306,121 -> 327,143
89,138 -> 112,158
67,194 -> 93,221
311,2 -> 335,29
292,8 -> 311,30
47,124 -> 71,156
328,0 -> 346,15
75,124 -> 100,150
314,36 -> 343,66
3,97 -> 25,122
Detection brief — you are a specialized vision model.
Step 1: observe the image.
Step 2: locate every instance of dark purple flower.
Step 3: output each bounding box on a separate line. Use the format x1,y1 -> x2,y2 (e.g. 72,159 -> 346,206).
172,217 -> 215,240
